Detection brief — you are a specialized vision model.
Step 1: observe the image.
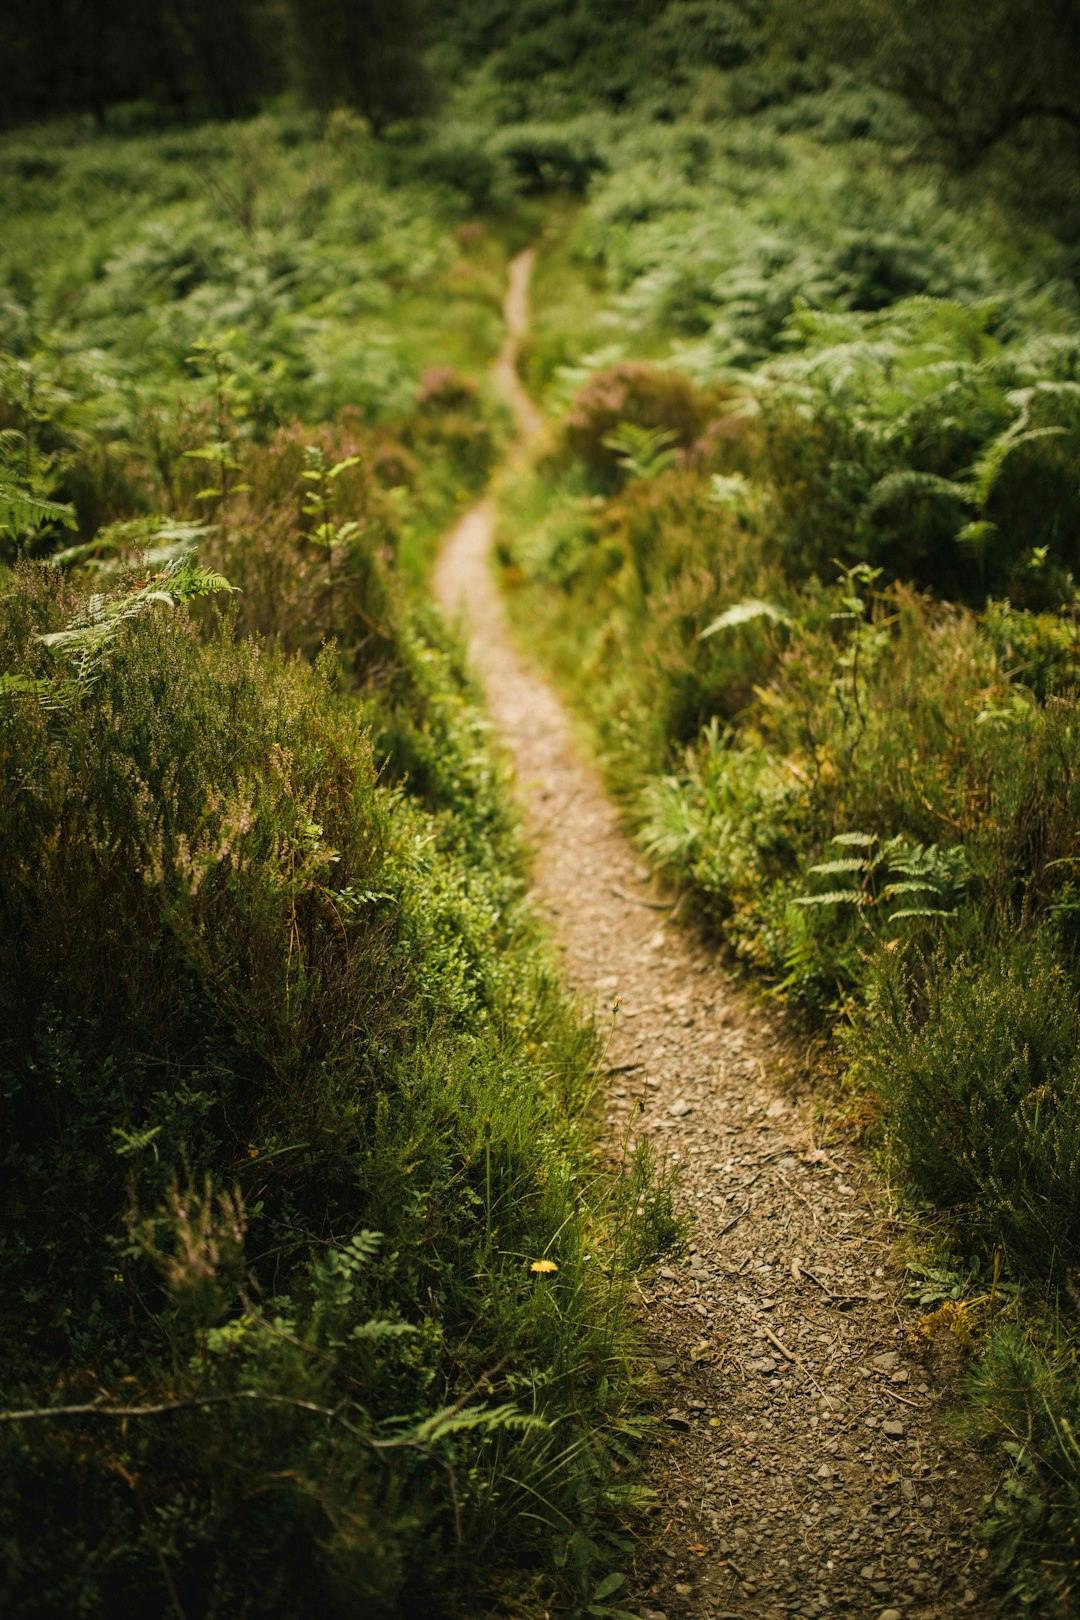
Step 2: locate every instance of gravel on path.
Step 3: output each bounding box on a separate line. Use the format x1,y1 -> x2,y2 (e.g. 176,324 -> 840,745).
433,251 -> 997,1620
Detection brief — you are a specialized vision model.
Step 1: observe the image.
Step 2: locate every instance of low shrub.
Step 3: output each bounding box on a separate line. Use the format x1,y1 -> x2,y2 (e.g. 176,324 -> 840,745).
402,128 -> 513,210
562,362 -> 719,480
0,562 -> 671,1617
858,925 -> 1080,1276
966,1323 -> 1080,1611
490,120 -> 607,195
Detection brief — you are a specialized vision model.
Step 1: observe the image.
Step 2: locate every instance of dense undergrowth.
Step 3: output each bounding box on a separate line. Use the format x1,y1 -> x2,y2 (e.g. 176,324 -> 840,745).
0,108 -> 675,1617
4,2 -> 1080,1611
496,86 -> 1080,1618
0,108 -> 519,580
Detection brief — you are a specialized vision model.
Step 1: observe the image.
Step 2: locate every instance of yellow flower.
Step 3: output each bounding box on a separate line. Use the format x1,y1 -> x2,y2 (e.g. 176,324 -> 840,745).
529,1258 -> 559,1274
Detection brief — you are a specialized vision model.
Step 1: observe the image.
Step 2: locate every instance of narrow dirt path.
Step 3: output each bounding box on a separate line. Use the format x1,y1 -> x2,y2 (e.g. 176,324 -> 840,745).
435,252 -> 995,1620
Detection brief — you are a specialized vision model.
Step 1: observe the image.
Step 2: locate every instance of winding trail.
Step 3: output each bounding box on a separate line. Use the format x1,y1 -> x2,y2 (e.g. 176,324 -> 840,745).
435,252 -> 994,1620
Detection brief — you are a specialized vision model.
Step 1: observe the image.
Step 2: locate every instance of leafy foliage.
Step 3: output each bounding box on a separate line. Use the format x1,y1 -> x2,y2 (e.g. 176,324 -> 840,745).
0,543 -> 672,1615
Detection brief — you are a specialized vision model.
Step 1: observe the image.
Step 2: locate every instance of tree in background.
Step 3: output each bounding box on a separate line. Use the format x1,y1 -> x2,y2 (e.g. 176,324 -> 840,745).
155,0 -> 281,120
0,0 -> 434,130
286,0 -> 435,129
0,0 -> 279,125
770,0 -> 1080,217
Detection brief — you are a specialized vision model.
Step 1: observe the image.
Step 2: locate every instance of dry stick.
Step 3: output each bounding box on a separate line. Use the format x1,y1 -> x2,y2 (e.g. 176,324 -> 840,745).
883,1385 -> 924,1410
795,1262 -> 869,1306
755,1317 -> 827,1399
609,884 -> 674,911
0,1391 -> 386,1442
0,1390 -> 469,1455
717,1203 -> 751,1238
758,1322 -> 798,1363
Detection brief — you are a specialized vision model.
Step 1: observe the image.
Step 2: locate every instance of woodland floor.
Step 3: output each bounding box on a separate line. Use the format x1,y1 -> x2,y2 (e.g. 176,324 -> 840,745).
434,253 -> 999,1620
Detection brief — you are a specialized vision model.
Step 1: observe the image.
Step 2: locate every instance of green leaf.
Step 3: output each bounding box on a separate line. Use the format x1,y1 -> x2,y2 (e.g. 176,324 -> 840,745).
591,1573 -> 627,1600
349,1319 -> 418,1342
328,455 -> 363,479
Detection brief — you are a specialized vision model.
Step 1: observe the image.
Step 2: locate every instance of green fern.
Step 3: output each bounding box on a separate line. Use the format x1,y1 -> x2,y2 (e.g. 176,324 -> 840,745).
795,831 -> 970,929
601,421 -> 679,480
866,468 -> 973,513
0,480 -> 76,542
699,598 -> 791,638
36,555 -> 236,695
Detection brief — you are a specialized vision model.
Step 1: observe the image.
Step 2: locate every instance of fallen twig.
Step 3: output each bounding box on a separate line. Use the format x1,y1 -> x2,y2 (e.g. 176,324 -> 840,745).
717,1203 -> 750,1238
0,1390 -> 388,1444
882,1385 -> 924,1410
609,884 -> 673,910
753,1314 -> 827,1398
758,1322 -> 797,1362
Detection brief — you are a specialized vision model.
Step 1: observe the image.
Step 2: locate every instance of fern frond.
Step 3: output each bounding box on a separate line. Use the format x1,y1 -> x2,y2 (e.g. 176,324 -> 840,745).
602,422 -> 679,480
410,1401 -> 544,1446
349,1319 -> 417,1342
37,557 -> 237,687
969,425 -> 1069,507
699,599 -> 790,638
866,469 -> 972,514
792,890 -> 868,907
341,1230 -> 383,1266
0,480 -> 76,540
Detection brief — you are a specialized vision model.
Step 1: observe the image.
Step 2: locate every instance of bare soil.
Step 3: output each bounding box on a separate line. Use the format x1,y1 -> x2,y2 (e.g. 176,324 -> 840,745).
434,251 -> 998,1620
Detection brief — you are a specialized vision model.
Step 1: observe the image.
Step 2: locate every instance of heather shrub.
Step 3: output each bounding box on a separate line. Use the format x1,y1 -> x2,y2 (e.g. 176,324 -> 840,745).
562,362 -> 718,480
858,924 -> 1080,1277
